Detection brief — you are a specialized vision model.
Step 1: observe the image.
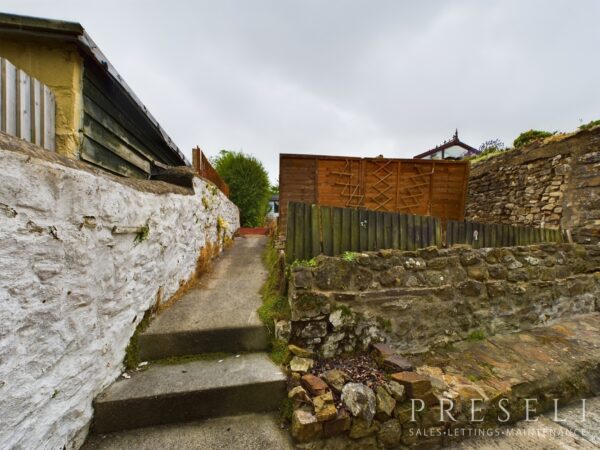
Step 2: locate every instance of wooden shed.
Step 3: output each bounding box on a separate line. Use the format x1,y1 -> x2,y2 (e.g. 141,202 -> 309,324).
0,13 -> 188,178
279,154 -> 470,233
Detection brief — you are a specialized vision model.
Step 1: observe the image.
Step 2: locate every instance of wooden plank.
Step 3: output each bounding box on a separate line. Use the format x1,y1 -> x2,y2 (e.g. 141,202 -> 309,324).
341,207 -> 351,253
375,212 -> 383,250
465,220 -> 472,246
391,213 -> 400,249
16,69 -> 31,141
1,58 -> 17,135
332,207 -> 342,256
83,115 -> 152,173
81,137 -> 145,179
491,223 -> 498,247
350,208 -> 360,252
417,215 -> 425,249
84,95 -> 156,163
434,217 -> 442,247
359,209 -> 368,252
407,215 -> 415,250
304,202 -> 312,258
42,84 -> 55,151
294,203 -> 305,261
30,78 -> 41,146
285,203 -> 296,263
399,214 -> 408,250
383,212 -> 392,249
457,220 -> 465,247
322,206 -> 333,256
473,223 -> 481,249
367,211 -> 377,251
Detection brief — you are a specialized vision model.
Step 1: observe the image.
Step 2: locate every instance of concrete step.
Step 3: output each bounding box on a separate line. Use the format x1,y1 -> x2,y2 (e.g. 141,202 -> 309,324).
83,413 -> 293,450
138,235 -> 270,360
92,353 -> 286,434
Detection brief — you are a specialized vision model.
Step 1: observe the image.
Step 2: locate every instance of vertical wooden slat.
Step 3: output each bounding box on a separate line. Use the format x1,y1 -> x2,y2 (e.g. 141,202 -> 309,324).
30,78 -> 41,145
43,84 -> 55,151
367,210 -> 377,251
16,69 -> 31,141
407,215 -> 415,251
2,58 -> 17,135
376,212 -> 384,250
427,216 -> 435,247
399,214 -> 407,250
383,212 -> 392,249
434,217 -> 442,247
285,202 -> 296,263
311,204 -> 321,258
465,220 -> 472,246
414,215 -> 422,250
341,207 -> 351,253
391,213 -> 400,249
332,207 -> 342,256
304,203 -> 311,257
359,209 -> 368,252
473,223 -> 481,249
457,221 -> 465,246
322,206 -> 333,256
350,208 -> 360,252
294,203 -> 305,261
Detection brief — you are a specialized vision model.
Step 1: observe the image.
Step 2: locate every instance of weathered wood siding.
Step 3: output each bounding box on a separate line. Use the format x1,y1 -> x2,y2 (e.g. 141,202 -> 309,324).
81,61 -> 185,178
280,154 -> 469,233
0,57 -> 55,150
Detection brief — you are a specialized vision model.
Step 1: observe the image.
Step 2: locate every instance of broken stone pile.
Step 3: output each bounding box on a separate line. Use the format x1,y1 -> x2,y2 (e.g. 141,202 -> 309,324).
288,342 -> 450,449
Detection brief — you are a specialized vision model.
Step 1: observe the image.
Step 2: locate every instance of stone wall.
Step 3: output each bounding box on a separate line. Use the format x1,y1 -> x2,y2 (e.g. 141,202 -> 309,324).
465,126 -> 600,243
0,134 -> 239,449
288,244 -> 600,356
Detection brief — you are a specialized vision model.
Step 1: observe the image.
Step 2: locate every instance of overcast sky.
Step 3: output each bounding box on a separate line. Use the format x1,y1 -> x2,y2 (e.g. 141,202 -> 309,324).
3,1 -> 600,182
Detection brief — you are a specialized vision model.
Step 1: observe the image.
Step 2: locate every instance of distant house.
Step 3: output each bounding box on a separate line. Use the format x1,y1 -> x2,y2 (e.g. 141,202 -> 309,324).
267,194 -> 279,220
0,13 -> 189,178
413,130 -> 480,160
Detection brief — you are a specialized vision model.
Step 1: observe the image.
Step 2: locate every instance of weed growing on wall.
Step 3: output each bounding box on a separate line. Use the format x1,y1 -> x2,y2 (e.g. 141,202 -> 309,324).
134,223 -> 150,244
513,129 -> 554,148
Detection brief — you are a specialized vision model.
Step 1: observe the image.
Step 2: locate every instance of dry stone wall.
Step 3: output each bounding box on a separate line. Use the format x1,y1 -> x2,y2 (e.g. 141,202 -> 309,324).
288,244 -> 600,356
466,127 -> 600,244
0,134 -> 239,450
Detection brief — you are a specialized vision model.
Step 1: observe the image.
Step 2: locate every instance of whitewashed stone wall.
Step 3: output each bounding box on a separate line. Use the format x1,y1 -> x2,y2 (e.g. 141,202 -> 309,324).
0,140 -> 239,449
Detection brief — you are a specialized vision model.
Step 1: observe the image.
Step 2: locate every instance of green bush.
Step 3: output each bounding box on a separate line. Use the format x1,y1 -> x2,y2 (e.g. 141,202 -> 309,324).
213,150 -> 271,227
579,119 -> 600,131
513,129 -> 554,148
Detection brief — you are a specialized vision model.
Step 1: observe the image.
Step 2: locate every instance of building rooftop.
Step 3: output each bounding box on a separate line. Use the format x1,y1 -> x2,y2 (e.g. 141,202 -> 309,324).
0,12 -> 189,166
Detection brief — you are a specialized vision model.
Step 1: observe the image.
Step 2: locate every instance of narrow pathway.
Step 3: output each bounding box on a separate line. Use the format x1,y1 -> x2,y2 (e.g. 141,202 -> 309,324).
83,235 -> 293,449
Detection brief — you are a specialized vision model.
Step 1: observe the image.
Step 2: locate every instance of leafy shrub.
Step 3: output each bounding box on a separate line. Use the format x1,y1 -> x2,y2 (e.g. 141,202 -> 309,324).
513,129 -> 554,148
579,119 -> 600,131
213,150 -> 271,227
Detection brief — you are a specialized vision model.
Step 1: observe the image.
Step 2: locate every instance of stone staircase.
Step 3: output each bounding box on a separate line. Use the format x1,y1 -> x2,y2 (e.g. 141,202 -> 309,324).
83,236 -> 292,449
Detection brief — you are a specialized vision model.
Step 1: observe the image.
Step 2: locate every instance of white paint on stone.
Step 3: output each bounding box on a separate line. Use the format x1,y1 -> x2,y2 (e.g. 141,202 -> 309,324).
0,148 -> 239,449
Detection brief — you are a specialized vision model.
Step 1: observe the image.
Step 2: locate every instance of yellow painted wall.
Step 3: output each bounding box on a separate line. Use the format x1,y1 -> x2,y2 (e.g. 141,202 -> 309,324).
0,38 -> 83,158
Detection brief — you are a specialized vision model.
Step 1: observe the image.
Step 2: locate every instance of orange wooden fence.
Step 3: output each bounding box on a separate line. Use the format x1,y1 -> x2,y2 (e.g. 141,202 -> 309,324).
279,154 -> 469,234
192,147 -> 229,197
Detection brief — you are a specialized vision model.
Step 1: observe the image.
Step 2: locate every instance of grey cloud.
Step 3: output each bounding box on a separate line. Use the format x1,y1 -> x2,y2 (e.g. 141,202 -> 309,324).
3,0 -> 600,182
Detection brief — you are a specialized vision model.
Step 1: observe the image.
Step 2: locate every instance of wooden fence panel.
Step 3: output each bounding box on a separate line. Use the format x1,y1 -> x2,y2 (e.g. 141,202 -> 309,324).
1,57 -> 55,151
286,203 -> 565,262
446,219 -> 563,249
192,147 -> 229,196
279,154 -> 469,235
